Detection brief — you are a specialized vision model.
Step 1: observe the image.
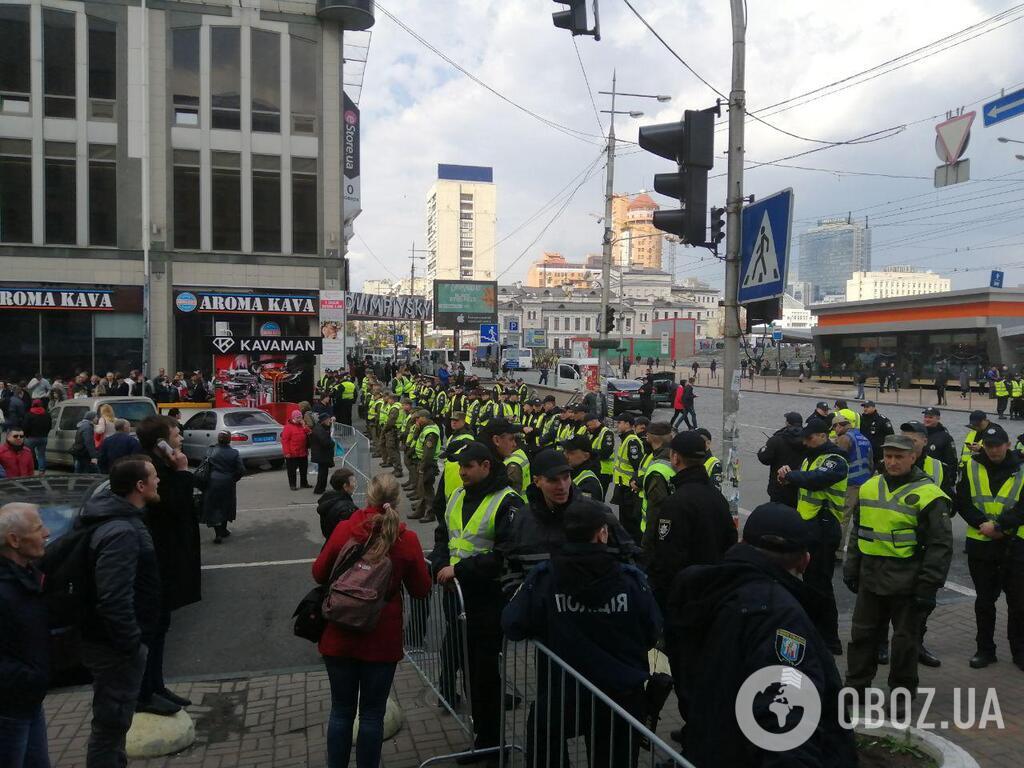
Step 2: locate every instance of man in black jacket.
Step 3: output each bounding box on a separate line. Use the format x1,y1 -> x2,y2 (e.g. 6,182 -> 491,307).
79,457 -> 164,766
563,435 -> 605,500
667,503 -> 857,767
806,401 -> 833,429
757,411 -> 805,507
502,502 -> 661,768
922,407 -> 958,481
309,412 -> 336,495
859,401 -> 894,471
643,431 -> 737,612
0,503 -> 51,767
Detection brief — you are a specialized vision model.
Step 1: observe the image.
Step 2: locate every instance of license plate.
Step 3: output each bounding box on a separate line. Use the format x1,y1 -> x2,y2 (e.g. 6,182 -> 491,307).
252,434 -> 276,443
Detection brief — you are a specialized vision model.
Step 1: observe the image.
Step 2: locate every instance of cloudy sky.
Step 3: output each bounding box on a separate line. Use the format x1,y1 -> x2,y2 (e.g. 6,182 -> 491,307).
346,0 -> 1024,293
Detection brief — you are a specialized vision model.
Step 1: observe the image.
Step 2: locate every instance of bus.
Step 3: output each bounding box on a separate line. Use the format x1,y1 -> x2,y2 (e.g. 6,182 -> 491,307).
427,348 -> 472,374
500,347 -> 534,371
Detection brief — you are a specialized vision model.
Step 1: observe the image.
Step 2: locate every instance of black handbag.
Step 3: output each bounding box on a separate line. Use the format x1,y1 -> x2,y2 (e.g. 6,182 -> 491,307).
292,585 -> 327,642
194,456 -> 213,491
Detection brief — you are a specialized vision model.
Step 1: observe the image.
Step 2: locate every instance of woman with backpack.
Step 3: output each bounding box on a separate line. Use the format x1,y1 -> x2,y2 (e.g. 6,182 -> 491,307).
312,473 -> 431,768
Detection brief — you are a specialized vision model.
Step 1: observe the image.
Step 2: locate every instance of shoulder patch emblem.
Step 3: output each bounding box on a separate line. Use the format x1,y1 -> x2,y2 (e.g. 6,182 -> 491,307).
775,629 -> 807,666
658,519 -> 672,540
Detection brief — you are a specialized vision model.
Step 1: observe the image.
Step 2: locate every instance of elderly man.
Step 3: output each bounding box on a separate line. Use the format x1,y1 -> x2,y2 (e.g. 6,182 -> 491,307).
98,419 -> 141,474
0,503 -> 52,768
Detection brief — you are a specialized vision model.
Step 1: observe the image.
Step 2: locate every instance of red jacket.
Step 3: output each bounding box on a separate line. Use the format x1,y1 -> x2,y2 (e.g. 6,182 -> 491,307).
673,384 -> 685,410
281,422 -> 310,458
313,506 -> 430,662
0,443 -> 35,478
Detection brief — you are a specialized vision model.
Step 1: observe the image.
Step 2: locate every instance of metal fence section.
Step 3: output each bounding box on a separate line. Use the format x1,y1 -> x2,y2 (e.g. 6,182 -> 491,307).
330,422 -> 372,507
499,639 -> 695,768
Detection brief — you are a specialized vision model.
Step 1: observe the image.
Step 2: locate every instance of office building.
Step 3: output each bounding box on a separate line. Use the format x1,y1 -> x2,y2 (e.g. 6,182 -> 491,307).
846,265 -> 951,301
611,193 -> 663,270
426,164 -> 496,282
0,0 -> 360,380
525,252 -> 601,288
798,216 -> 871,302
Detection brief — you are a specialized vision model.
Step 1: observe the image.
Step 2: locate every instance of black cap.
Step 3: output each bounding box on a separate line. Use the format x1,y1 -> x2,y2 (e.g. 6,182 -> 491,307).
486,418 -> 523,435
900,420 -> 927,436
980,424 -> 1010,445
815,401 -> 829,411
861,400 -> 876,408
742,503 -> 809,553
801,418 -> 829,437
922,407 -> 941,417
784,412 -> 802,426
615,413 -> 635,425
532,448 -> 571,479
564,502 -> 611,544
585,412 -> 602,423
968,410 -> 988,426
634,416 -> 650,427
670,431 -> 707,459
543,395 -> 557,403
317,411 -> 333,422
572,404 -> 589,413
529,398 -> 542,406
694,427 -> 712,441
647,422 -> 672,437
456,441 -> 494,466
563,435 -> 594,454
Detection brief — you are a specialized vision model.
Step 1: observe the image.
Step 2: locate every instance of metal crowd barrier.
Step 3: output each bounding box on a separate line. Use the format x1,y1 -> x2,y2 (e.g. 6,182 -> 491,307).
330,422 -> 372,507
499,639 -> 695,768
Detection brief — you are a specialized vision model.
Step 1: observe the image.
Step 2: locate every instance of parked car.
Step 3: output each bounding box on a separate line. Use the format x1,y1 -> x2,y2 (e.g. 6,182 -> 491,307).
45,397 -> 158,469
606,378 -> 644,416
0,475 -> 109,543
647,372 -> 677,407
180,408 -> 285,467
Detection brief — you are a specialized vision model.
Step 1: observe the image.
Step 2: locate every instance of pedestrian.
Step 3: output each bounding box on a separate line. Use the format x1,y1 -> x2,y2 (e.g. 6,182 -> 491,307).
709,358 -> 717,379
23,400 -> 51,475
97,419 -> 141,474
669,381 -> 686,431
72,411 -> 100,473
855,370 -> 866,400
310,413 -> 337,495
681,377 -> 698,429
934,364 -> 949,406
200,430 -> 245,544
776,419 -> 848,653
312,474 -> 431,768
282,409 -> 312,491
136,416 -> 200,716
756,412 -> 805,507
960,366 -> 971,400
78,456 -> 165,764
666,503 -> 857,766
0,503 -> 52,768
502,501 -> 662,768
622,357 -> 631,377
691,361 -> 699,379
798,361 -> 805,382
3,386 -> 26,430
0,428 -> 34,478
538,362 -> 549,386
94,403 -> 116,447
317,468 -> 358,539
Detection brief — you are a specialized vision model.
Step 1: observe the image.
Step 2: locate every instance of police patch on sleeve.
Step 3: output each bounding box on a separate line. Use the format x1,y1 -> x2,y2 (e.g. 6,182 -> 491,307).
775,629 -> 807,666
658,520 -> 672,540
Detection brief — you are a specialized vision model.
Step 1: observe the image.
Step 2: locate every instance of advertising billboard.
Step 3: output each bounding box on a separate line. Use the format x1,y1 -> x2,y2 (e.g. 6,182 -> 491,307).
319,290 -> 348,369
432,280 -> 498,330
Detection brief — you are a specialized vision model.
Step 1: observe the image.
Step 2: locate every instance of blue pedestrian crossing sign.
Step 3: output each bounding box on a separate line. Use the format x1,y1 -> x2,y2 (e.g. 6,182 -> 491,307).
738,189 -> 794,305
991,270 -> 1005,289
479,324 -> 499,344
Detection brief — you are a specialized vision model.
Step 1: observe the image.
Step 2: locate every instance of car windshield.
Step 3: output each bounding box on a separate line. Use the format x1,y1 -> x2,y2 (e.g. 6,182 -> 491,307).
40,504 -> 80,543
223,411 -> 276,427
609,380 -> 642,391
110,401 -> 158,426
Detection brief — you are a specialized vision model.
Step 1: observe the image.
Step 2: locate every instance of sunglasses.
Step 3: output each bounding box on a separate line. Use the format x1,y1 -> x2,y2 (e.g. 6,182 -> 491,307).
9,434 -> 25,439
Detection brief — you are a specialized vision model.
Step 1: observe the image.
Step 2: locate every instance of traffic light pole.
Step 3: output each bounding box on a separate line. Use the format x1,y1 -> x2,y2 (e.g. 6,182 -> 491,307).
598,73 -> 617,378
721,0 -> 747,519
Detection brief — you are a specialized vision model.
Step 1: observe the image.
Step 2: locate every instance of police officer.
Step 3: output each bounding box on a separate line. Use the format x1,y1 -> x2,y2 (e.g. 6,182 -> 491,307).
860,400 -> 894,471
633,416 -> 651,453
693,427 -> 723,490
1012,374 -> 1024,419
666,503 -> 857,766
844,434 -> 953,698
995,374 -> 1010,419
437,412 -> 475,504
806,401 -> 833,429
475,390 -> 498,432
480,420 -> 530,500
642,430 -> 736,613
777,418 -> 848,653
901,421 -> 954,496
638,423 -> 675,538
366,386 -> 384,454
585,413 -> 615,498
409,411 -> 440,522
612,413 -> 646,543
961,410 -> 990,467
757,412 -> 805,507
562,435 -> 604,500
832,413 -> 874,551
430,441 -> 524,758
335,373 -> 356,425
381,393 -> 402,476
957,423 -> 1024,669
922,407 -> 958,481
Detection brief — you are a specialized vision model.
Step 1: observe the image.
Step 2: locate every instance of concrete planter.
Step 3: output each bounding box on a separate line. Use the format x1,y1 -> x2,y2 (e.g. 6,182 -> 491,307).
854,721 -> 979,768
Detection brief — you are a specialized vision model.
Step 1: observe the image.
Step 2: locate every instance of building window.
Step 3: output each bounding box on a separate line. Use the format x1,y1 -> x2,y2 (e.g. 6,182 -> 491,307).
0,139 -> 32,242
44,142 -> 76,244
574,317 -> 580,331
87,16 -> 116,119
626,318 -> 632,331
211,151 -> 241,250
210,27 -> 240,130
290,36 -> 317,134
251,30 -> 280,133
585,317 -> 590,331
292,157 -> 317,254
0,5 -> 31,114
554,317 -> 560,331
88,144 -> 116,246
252,155 -> 281,252
44,10 -> 76,118
171,27 -> 200,126
172,150 -> 200,249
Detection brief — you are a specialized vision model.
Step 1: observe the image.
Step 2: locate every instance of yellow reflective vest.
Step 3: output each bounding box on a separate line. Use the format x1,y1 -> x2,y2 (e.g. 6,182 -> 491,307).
445,486 -> 517,565
504,448 -> 531,498
613,433 -> 644,486
857,475 -> 947,558
639,456 -> 676,532
590,426 -> 614,476
965,459 -> 1024,542
795,453 -> 848,521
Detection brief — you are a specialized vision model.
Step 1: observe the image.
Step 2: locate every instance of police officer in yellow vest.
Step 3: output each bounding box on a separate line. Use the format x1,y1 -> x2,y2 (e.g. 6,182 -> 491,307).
480,419 -> 530,500
585,413 -> 615,499
638,423 -> 675,536
1012,375 -> 1024,419
366,387 -> 384,454
956,423 -> 1024,669
995,375 -> 1010,419
961,410 -> 990,467
562,435 -> 604,499
429,440 -> 525,755
844,434 -> 952,696
335,373 -> 356,426
777,418 -> 848,653
694,427 -> 723,490
612,413 -> 646,543
381,393 -> 402,474
437,412 -> 475,504
409,411 -> 441,523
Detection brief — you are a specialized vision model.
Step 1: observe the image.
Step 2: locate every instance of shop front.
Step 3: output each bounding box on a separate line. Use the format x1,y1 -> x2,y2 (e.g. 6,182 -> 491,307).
1,284 -> 144,382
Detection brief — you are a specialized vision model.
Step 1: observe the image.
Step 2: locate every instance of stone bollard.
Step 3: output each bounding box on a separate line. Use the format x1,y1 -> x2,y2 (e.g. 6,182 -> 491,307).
353,693 -> 404,740
126,710 -> 196,759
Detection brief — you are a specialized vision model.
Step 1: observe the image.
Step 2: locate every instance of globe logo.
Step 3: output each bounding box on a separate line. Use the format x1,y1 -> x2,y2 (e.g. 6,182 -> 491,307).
735,665 -> 822,752
344,110 -> 358,125
176,292 -> 198,312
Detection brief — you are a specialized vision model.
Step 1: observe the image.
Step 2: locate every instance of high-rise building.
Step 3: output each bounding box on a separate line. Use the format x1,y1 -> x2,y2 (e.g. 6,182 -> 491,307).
611,193 -> 663,270
525,252 -> 601,288
798,217 -> 872,302
846,266 -> 951,302
426,164 -> 496,282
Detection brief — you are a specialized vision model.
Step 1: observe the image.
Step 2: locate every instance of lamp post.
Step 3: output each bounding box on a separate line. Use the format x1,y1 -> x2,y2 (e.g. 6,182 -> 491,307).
408,244 -> 432,363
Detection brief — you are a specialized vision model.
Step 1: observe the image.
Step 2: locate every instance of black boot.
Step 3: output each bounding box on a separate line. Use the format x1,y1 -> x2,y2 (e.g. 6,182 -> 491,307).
918,645 -> 941,668
970,651 -> 997,668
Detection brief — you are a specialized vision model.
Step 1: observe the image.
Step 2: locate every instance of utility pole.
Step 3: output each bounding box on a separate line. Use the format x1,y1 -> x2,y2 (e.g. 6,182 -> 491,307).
409,243 -> 430,364
721,0 -> 747,519
598,72 -> 617,376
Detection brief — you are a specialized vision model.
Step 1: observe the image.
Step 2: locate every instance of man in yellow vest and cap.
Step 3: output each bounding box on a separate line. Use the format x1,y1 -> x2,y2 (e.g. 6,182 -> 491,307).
584,412 -> 615,499
480,419 -> 530,500
637,423 -> 675,538
409,410 -> 441,523
562,435 -> 604,500
844,434 -> 952,698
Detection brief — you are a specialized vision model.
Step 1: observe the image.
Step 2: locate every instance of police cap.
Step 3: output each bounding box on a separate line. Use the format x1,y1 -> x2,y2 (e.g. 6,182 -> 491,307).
742,503 -> 809,553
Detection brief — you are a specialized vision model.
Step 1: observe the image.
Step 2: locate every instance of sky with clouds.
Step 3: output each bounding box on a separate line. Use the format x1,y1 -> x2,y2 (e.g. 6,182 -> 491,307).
345,0 -> 1024,294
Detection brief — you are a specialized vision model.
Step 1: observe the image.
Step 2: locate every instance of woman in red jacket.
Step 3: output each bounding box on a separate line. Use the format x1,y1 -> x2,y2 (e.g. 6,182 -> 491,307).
312,473 -> 430,768
281,409 -> 311,490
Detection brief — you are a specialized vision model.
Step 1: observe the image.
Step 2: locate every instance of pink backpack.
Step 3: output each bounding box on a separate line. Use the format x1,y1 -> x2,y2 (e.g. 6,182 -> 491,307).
322,533 -> 395,633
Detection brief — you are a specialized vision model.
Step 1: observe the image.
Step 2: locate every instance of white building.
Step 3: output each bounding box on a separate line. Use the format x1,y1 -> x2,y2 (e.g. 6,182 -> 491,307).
426,164 -> 496,282
362,277 -> 431,297
845,266 -> 951,301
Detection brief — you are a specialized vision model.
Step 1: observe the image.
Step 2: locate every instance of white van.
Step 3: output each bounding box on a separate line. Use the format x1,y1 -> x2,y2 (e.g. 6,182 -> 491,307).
500,347 -> 534,371
46,396 -> 158,468
427,349 -> 472,374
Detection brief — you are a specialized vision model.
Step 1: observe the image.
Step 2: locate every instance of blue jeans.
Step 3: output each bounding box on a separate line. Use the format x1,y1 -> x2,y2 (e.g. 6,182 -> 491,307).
74,456 -> 97,473
25,437 -> 47,472
0,706 -> 51,768
323,657 -> 397,768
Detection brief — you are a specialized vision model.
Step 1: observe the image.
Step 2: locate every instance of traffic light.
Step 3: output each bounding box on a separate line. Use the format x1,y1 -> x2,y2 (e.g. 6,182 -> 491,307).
638,108 -> 716,246
709,206 -> 726,250
552,1 -> 588,35
605,305 -> 616,333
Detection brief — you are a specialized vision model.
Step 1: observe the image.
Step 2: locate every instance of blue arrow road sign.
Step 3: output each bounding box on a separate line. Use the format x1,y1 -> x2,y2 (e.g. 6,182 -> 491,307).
991,270 -> 1005,288
983,88 -> 1024,127
738,189 -> 794,305
479,324 -> 499,344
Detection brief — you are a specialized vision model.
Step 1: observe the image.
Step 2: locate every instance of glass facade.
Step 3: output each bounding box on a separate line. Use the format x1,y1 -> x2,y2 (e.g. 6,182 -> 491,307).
0,5 -> 31,114
0,139 -> 32,243
817,330 -> 990,380
798,220 -> 871,302
172,27 -> 200,126
44,142 -> 76,244
251,30 -> 280,133
210,27 -> 241,130
43,9 -> 76,118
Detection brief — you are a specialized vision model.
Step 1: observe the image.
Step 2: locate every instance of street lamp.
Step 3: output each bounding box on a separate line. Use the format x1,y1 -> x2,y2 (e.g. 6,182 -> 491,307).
1016,154 -> 1024,161
997,137 -> 1024,144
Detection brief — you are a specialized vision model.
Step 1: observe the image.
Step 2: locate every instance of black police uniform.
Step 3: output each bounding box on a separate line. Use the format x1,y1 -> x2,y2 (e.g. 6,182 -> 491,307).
925,419 -> 958,480
757,424 -> 805,507
860,409 -> 894,469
